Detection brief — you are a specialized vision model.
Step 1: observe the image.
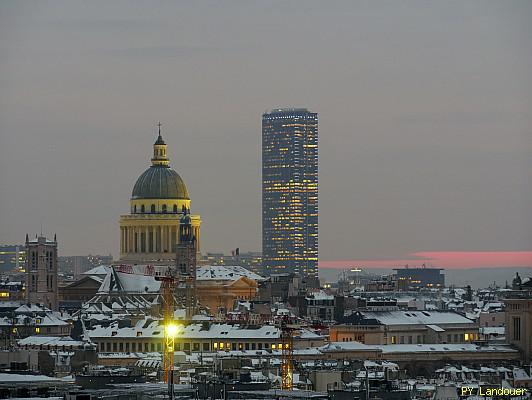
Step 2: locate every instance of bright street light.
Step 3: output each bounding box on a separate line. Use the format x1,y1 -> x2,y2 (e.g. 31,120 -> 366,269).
166,323 -> 178,337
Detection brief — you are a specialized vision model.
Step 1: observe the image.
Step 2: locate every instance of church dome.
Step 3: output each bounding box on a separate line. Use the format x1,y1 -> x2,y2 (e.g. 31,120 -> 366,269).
132,166 -> 189,200
131,126 -> 190,200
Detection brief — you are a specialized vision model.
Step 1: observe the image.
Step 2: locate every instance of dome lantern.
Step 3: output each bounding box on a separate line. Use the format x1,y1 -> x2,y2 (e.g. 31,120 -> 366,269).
151,122 -> 170,167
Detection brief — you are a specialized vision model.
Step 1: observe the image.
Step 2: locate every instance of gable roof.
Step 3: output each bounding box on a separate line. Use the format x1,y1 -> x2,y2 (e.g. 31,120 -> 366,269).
97,266 -> 160,294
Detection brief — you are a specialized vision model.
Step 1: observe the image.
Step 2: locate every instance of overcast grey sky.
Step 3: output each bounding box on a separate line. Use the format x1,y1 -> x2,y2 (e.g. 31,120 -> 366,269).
1,1 -> 531,263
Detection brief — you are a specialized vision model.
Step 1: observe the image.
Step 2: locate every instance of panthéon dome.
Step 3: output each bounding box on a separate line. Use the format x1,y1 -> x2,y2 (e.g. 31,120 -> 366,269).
131,131 -> 190,200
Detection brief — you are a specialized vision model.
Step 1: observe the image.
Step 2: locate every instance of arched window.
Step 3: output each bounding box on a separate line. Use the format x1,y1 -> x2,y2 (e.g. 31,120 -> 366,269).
134,205 -> 137,213
162,204 -> 167,213
173,205 -> 178,213
151,204 -> 156,213
141,205 -> 145,213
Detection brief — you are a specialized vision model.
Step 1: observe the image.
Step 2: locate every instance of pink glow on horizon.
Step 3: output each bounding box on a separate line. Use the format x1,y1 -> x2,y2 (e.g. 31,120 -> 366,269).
319,251 -> 532,270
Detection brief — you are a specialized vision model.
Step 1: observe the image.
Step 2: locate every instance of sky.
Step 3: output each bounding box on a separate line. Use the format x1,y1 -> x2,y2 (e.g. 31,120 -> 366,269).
1,1 -> 531,269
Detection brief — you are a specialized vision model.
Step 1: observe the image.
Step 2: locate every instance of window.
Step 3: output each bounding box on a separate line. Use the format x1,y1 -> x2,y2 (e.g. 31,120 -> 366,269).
134,205 -> 137,213
141,205 -> 145,213
203,343 -> 210,351
157,343 -> 162,352
107,343 -> 111,352
35,327 -> 40,334
132,343 -> 136,352
162,204 -> 167,213
391,336 -> 396,344
184,343 -> 190,351
408,336 -> 412,344
113,343 -> 117,352
151,204 -> 156,213
173,205 -> 178,213
447,334 -> 451,342
513,317 -> 521,341
119,343 -> 123,352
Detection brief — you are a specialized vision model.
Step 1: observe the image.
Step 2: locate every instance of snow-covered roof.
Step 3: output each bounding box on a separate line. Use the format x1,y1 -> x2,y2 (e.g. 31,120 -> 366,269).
97,267 -> 160,294
18,335 -> 87,347
196,265 -> 265,282
375,343 -> 517,354
87,319 -> 321,341
82,265 -> 111,277
0,373 -> 60,383
479,326 -> 505,335
306,291 -> 334,301
15,303 -> 51,313
361,310 -> 475,326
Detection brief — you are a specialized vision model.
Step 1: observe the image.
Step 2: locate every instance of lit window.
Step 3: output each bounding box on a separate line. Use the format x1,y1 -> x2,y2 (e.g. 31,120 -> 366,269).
35,327 -> 40,334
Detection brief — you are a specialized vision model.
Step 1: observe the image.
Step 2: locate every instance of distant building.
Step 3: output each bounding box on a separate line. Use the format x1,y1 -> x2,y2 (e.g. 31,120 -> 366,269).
0,280 -> 24,301
0,245 -> 26,273
25,235 -> 59,310
196,265 -> 265,314
394,266 -> 445,290
88,319 -> 324,354
199,251 -> 263,275
365,275 -> 397,292
262,108 -> 318,282
58,254 -> 112,278
504,288 -> 532,362
331,310 -> 478,345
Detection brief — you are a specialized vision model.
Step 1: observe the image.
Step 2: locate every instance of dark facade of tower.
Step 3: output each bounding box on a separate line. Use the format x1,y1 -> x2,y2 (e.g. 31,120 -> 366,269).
176,209 -> 197,315
262,108 -> 318,280
25,235 -> 58,310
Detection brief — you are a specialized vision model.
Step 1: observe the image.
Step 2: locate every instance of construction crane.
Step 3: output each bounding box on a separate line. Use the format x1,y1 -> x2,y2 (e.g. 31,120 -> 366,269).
279,318 -> 300,391
155,266 -> 179,398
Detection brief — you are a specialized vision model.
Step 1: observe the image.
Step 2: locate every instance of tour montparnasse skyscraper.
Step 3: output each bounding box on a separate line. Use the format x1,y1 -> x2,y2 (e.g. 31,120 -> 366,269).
262,108 -> 318,282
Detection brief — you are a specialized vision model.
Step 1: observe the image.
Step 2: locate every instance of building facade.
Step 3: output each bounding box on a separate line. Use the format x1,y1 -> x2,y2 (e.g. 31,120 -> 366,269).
331,311 -> 478,345
505,296 -> 532,362
119,126 -> 201,264
0,245 -> 26,273
262,108 -> 318,280
25,235 -> 58,310
394,267 -> 445,290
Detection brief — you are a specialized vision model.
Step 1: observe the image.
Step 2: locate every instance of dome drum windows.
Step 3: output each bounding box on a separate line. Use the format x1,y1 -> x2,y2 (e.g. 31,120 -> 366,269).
151,204 -> 156,213
162,204 -> 167,213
